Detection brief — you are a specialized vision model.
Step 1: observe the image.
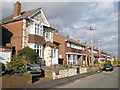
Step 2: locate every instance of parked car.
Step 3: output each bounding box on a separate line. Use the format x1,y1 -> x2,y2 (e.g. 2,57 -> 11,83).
116,64 -> 120,67
24,63 -> 44,76
102,64 -> 113,71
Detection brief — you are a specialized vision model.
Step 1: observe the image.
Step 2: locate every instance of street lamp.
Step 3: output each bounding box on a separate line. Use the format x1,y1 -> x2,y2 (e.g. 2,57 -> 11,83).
98,40 -> 101,68
98,40 -> 101,59
89,25 -> 94,71
114,52 -> 118,65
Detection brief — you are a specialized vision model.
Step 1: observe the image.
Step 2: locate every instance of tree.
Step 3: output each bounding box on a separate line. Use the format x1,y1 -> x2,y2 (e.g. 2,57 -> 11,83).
6,55 -> 28,74
18,47 -> 38,63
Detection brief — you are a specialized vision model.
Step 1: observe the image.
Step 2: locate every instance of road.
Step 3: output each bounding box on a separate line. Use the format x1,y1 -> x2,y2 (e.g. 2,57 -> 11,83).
54,67 -> 119,88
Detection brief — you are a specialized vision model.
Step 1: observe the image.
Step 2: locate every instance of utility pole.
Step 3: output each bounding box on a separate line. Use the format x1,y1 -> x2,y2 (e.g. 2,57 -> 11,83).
90,25 -> 94,71
98,40 -> 101,59
114,52 -> 118,65
98,40 -> 101,68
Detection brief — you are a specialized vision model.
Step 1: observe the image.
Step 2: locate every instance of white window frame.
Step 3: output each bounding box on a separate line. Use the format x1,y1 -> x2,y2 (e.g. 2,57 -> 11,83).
30,21 -> 43,36
34,44 -> 43,58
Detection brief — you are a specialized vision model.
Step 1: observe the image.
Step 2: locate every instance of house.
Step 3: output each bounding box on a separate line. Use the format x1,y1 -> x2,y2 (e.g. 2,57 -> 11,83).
1,2 -> 58,66
100,50 -> 107,62
53,30 -> 92,66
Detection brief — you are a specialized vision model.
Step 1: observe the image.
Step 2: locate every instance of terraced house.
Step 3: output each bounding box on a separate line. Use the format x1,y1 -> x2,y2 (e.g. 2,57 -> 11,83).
53,30 -> 99,66
1,2 -> 59,66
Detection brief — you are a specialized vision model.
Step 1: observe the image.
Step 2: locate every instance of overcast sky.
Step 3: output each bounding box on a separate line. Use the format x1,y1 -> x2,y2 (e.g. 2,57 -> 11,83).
1,1 -> 119,56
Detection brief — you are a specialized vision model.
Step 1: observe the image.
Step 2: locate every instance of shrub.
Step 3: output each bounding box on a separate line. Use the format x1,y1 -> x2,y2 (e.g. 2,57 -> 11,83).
53,68 -> 59,75
6,55 -> 28,75
0,62 -> 6,71
106,60 -> 111,64
18,47 -> 38,63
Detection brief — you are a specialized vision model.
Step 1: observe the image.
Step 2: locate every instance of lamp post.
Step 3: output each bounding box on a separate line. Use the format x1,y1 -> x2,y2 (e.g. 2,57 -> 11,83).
114,52 -> 118,65
89,25 -> 94,71
98,40 -> 101,59
98,40 -> 101,68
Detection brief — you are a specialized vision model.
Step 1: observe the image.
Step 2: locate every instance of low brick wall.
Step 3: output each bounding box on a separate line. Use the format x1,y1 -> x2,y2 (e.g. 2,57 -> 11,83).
2,74 -> 32,88
79,67 -> 87,74
53,68 -> 77,79
45,70 -> 53,79
45,67 -> 87,80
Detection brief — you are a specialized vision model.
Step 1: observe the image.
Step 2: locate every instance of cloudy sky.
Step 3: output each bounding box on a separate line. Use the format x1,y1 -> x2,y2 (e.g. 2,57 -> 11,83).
1,0 -> 119,56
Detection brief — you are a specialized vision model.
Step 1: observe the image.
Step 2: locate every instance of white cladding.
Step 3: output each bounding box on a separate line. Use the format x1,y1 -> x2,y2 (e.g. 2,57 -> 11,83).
44,47 -> 58,66
0,51 -> 11,64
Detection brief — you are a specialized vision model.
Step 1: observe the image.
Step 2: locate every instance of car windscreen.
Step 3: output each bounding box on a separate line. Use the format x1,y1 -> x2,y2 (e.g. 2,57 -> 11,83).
104,64 -> 112,67
27,64 -> 39,67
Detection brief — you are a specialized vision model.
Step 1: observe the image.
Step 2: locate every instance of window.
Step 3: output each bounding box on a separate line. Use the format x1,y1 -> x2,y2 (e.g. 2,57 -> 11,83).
54,49 -> 56,58
46,32 -> 48,38
34,44 -> 42,58
51,48 -> 53,58
67,42 -> 70,47
30,21 -> 43,36
71,43 -> 84,50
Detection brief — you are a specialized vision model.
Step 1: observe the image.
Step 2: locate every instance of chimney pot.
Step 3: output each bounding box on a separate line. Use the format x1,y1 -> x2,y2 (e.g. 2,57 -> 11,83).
67,36 -> 69,38
54,30 -> 58,34
13,1 -> 21,17
84,42 -> 87,44
77,40 -> 80,42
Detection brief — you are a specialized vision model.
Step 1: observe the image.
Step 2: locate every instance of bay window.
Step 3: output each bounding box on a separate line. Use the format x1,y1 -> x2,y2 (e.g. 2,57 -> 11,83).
30,21 -> 43,36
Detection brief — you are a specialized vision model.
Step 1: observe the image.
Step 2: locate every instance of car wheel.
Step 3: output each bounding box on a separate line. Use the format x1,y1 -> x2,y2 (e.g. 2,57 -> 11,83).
40,69 -> 45,77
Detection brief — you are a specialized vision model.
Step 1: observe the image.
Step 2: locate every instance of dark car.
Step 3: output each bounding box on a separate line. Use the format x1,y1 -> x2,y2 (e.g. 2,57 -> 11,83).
24,63 -> 44,76
103,64 -> 113,71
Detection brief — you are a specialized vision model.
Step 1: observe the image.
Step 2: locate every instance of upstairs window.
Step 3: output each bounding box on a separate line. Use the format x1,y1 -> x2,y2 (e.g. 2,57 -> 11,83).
30,21 -> 43,36
67,42 -> 70,47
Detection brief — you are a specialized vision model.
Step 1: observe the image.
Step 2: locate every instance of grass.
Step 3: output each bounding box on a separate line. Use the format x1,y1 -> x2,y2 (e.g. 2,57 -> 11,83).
45,66 -> 53,70
45,66 -> 67,70
56,67 -> 67,70
86,66 -> 92,72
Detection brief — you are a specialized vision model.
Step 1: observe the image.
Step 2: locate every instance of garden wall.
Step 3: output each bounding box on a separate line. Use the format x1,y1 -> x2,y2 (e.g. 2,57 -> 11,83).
2,74 -> 32,88
45,67 -> 87,80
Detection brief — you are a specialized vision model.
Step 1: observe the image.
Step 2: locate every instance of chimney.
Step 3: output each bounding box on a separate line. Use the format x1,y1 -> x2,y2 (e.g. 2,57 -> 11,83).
54,30 -> 58,34
67,36 -> 69,38
13,1 -> 21,17
84,42 -> 87,44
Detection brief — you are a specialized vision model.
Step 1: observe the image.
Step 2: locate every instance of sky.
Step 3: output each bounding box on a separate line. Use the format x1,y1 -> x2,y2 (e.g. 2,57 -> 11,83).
1,0 -> 119,56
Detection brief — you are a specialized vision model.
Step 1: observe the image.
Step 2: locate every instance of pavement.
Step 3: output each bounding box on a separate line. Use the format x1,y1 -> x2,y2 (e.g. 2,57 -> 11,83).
21,69 -> 102,88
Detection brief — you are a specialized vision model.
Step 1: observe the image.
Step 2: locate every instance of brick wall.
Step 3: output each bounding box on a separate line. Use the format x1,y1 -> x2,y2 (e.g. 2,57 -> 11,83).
53,33 -> 67,65
2,20 -> 23,54
2,74 -> 32,88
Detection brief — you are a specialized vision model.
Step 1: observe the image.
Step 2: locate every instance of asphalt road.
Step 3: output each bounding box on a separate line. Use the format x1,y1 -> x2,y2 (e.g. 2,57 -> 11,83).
54,67 -> 119,88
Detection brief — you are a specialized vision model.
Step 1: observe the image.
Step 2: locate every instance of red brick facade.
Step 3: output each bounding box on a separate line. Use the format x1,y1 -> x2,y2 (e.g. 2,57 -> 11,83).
2,20 -> 23,53
53,32 -> 67,65
53,31 -> 100,66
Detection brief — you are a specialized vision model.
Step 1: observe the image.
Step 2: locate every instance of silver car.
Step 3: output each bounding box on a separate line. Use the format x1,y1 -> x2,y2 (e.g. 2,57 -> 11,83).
24,63 -> 43,76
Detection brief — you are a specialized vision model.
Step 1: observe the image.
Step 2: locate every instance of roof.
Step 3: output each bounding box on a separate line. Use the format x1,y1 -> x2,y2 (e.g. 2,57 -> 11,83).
45,41 -> 58,47
53,33 -> 87,47
28,34 -> 46,45
0,8 -> 41,24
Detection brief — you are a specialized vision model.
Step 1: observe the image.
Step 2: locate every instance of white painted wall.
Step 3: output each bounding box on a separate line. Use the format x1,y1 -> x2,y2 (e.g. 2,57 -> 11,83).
0,51 -> 11,64
44,47 -> 51,66
44,47 -> 58,66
